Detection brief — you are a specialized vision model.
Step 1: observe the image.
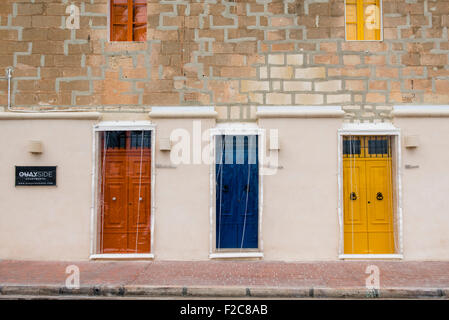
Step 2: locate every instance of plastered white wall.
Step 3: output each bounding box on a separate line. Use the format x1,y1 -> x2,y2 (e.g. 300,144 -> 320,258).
259,118 -> 342,261
393,116 -> 449,260
0,119 -> 95,260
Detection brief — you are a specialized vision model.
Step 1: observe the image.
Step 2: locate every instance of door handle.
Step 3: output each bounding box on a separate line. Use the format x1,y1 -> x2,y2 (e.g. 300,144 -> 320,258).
112,197 -> 116,201
139,197 -> 143,201
376,192 -> 384,201
222,185 -> 229,193
350,192 -> 357,200
244,184 -> 250,192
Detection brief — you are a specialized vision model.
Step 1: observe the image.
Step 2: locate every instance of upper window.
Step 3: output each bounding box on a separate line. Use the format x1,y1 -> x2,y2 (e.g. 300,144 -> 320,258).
345,0 -> 382,41
110,0 -> 147,41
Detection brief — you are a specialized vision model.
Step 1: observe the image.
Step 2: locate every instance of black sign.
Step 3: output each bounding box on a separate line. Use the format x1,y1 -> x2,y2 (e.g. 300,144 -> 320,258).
15,166 -> 57,186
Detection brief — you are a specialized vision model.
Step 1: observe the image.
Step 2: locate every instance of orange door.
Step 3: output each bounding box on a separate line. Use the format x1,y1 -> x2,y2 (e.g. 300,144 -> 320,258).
100,131 -> 151,253
126,151 -> 151,253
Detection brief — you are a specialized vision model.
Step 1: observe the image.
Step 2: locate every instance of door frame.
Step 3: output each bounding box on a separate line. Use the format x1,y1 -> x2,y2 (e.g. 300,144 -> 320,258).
337,122 -> 403,259
90,121 -> 156,260
209,123 -> 264,259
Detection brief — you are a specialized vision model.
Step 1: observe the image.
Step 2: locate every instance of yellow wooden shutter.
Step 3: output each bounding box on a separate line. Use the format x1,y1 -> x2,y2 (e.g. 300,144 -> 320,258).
346,0 -> 381,41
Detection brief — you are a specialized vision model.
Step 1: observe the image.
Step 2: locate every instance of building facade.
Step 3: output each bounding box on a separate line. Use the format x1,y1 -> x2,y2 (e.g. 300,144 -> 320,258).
1,0 -> 449,261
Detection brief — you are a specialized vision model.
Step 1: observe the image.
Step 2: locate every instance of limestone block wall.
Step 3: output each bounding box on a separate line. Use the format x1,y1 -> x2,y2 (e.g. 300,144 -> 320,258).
0,0 -> 448,121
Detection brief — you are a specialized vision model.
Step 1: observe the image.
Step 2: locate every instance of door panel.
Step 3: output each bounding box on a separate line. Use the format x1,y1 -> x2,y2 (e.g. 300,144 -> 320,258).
217,223 -> 239,249
366,159 -> 395,253
367,232 -> 395,254
344,232 -> 369,254
366,160 -> 392,226
128,181 -> 151,230
343,159 -> 368,254
127,232 -> 151,253
103,181 -> 127,230
343,160 -> 367,230
128,153 -> 151,176
102,233 -> 128,253
105,157 -> 127,177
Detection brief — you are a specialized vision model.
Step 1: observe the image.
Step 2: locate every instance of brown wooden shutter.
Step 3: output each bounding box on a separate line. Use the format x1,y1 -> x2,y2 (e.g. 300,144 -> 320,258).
111,0 -> 147,42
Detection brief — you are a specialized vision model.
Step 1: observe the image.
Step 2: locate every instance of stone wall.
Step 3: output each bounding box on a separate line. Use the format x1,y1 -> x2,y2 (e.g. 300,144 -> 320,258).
0,0 -> 449,121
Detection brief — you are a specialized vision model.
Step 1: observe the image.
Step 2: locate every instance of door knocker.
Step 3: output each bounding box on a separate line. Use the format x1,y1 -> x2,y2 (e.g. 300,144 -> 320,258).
350,192 -> 357,200
376,192 -> 384,201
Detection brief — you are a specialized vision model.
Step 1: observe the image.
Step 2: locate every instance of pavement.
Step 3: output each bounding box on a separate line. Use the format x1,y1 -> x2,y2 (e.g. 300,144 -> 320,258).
1,260 -> 449,299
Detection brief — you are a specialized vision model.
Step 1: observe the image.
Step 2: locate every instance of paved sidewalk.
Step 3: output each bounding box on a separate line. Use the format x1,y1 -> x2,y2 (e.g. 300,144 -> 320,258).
1,260 -> 449,299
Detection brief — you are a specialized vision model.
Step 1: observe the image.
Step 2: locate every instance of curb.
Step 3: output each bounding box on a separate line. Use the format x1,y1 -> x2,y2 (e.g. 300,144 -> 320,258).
0,285 -> 448,299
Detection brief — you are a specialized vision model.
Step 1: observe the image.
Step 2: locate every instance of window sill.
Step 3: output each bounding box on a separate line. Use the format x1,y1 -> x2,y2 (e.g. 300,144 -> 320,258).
209,252 -> 264,259
344,39 -> 383,42
339,254 -> 403,260
90,253 -> 154,260
108,41 -> 147,43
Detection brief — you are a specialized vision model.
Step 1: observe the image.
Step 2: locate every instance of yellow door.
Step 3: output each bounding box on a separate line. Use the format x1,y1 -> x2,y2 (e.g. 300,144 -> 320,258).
343,136 -> 395,254
343,159 -> 369,254
366,159 -> 395,253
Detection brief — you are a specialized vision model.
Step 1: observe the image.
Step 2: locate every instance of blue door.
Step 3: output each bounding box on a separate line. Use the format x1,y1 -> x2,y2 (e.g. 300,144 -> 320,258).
216,135 -> 258,249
